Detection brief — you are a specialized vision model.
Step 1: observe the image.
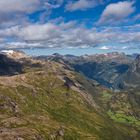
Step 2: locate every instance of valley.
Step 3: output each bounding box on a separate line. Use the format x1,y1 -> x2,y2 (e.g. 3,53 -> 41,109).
0,51 -> 140,140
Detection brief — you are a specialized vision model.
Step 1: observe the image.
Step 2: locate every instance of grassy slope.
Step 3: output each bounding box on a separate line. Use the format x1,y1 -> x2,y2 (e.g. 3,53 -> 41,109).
0,61 -> 139,139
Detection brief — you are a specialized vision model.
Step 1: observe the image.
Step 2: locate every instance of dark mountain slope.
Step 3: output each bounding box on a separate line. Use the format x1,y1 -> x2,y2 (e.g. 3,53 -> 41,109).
42,52 -> 132,89
0,53 -> 23,76
115,55 -> 140,90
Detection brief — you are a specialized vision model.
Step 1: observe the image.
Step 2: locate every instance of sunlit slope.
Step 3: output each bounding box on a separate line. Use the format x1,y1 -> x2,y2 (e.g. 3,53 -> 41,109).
0,59 -> 139,140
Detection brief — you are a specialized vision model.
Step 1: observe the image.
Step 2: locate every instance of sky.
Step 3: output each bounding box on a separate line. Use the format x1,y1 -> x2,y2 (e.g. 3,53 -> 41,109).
0,0 -> 140,55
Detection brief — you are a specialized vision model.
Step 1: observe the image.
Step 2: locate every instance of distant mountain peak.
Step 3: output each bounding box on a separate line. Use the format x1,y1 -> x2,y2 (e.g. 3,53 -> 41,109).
0,50 -> 27,59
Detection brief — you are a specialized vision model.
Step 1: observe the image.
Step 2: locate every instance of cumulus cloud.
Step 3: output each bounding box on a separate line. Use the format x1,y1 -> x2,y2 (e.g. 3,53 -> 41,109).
45,0 -> 64,9
0,22 -> 140,49
0,0 -> 39,14
18,24 -> 59,41
99,46 -> 109,50
0,0 -> 63,14
98,1 -> 135,25
6,42 -> 43,49
0,0 -> 64,26
65,0 -> 99,11
0,0 -> 138,51
0,0 -> 40,25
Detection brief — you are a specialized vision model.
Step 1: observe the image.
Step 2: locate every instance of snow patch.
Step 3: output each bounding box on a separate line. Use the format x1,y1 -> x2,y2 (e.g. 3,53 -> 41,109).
1,50 -> 14,55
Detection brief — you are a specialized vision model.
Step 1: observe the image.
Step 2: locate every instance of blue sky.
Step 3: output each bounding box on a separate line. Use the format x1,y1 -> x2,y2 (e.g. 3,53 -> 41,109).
0,0 -> 140,55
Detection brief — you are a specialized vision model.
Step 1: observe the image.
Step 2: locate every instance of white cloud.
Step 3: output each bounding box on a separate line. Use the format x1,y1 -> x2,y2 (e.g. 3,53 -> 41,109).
0,0 -> 40,13
0,0 -> 64,25
65,0 -> 99,11
0,0 -> 40,25
18,24 -> 59,41
6,42 -> 43,49
0,22 -> 140,49
98,1 -> 135,24
44,0 -> 64,9
0,0 -> 138,51
0,0 -> 63,14
99,46 -> 109,50
122,46 -> 128,50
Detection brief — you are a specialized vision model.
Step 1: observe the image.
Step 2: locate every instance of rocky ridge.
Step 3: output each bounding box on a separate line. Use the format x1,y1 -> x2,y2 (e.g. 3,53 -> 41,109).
0,51 -> 140,139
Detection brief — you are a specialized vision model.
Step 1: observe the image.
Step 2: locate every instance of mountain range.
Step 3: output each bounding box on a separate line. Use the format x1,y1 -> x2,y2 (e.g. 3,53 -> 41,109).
0,50 -> 140,140
40,52 -> 138,90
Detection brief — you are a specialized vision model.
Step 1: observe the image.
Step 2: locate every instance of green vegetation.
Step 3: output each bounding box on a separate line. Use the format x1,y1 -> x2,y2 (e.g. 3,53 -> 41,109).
102,91 -> 112,99
0,60 -> 140,139
107,110 -> 140,128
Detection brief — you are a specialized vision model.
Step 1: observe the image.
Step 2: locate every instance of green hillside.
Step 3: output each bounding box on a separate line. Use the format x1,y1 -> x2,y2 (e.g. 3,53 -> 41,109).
0,58 -> 140,140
